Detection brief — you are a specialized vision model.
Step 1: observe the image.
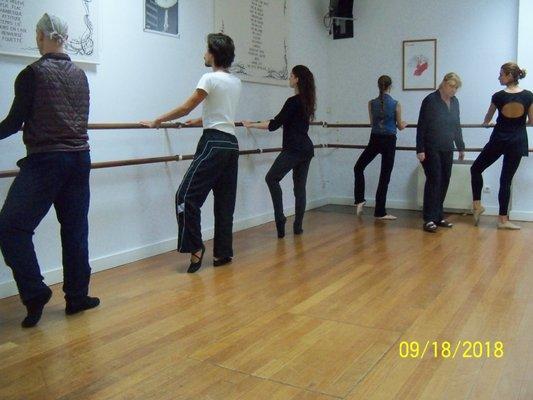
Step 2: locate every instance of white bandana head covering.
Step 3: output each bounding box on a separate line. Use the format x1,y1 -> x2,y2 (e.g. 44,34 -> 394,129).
36,13 -> 68,45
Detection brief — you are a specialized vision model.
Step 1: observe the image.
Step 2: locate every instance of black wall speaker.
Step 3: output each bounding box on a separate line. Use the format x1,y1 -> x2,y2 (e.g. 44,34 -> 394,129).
330,0 -> 354,39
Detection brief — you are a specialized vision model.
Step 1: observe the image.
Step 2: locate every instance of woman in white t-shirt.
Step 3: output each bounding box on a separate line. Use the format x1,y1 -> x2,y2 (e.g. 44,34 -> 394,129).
142,33 -> 241,273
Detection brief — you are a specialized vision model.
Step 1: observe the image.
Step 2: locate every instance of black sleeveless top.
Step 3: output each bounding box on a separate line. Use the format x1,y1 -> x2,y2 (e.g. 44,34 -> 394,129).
490,89 -> 533,156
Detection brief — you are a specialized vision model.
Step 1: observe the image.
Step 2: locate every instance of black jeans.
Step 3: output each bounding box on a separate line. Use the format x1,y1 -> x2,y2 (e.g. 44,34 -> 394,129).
176,129 -> 239,258
421,150 -> 453,223
471,140 -> 522,216
265,151 -> 312,231
353,135 -> 397,217
0,151 -> 91,305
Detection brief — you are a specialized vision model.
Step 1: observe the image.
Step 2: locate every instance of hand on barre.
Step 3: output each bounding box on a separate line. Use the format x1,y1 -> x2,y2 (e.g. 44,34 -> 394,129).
140,119 -> 163,129
242,120 -> 270,130
184,118 -> 202,127
482,122 -> 495,128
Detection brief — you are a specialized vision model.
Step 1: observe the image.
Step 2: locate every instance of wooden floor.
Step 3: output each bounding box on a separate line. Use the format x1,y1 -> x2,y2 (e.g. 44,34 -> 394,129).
0,205 -> 532,400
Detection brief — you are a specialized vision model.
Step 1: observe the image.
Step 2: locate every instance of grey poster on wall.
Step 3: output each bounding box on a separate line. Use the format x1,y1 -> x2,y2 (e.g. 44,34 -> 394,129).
144,0 -> 179,37
0,0 -> 100,63
214,0 -> 289,86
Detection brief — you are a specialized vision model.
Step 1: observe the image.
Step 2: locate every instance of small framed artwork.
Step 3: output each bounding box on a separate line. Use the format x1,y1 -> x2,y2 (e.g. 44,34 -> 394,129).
144,0 -> 179,37
402,39 -> 437,90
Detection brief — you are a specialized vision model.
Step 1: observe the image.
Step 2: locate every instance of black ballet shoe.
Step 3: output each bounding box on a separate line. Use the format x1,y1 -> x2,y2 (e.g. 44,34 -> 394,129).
65,296 -> 100,315
423,221 -> 438,233
213,257 -> 232,267
187,244 -> 205,273
293,223 -> 303,235
436,219 -> 453,228
275,217 -> 287,238
21,287 -> 52,328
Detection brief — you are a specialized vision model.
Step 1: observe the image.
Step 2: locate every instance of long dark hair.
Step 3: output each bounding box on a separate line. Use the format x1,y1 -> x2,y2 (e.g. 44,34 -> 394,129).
292,65 -> 316,121
377,75 -> 392,117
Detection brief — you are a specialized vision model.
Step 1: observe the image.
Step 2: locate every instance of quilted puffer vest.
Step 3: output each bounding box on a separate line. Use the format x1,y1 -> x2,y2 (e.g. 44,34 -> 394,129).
24,53 -> 90,154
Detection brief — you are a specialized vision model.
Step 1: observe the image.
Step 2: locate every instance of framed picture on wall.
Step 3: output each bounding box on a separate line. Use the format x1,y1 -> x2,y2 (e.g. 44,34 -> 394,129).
144,0 -> 179,37
402,39 -> 437,90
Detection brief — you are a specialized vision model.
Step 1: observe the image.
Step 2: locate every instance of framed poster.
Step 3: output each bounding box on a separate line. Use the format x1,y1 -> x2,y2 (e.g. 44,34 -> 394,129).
402,39 -> 437,90
0,0 -> 100,64
144,0 -> 179,37
214,0 -> 289,86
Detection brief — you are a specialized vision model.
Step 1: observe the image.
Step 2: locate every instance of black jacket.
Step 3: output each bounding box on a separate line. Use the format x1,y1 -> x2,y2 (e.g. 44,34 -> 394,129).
416,90 -> 465,153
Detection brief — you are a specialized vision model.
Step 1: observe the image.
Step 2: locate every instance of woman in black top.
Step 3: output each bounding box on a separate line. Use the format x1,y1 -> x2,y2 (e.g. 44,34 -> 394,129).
471,62 -> 533,230
416,72 -> 466,233
243,65 -> 316,238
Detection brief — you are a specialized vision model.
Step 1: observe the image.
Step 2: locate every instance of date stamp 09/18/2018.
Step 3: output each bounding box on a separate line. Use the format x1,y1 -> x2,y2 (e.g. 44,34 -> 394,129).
399,341 -> 504,359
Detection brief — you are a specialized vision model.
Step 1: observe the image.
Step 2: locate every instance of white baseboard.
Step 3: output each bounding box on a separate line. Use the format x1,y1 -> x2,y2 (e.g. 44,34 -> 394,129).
0,197 -> 330,300
327,196 -> 420,211
509,210 -> 533,222
326,196 -> 503,217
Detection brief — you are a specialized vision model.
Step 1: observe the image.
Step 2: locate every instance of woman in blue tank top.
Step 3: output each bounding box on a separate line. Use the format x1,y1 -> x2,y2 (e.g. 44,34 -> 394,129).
353,75 -> 407,219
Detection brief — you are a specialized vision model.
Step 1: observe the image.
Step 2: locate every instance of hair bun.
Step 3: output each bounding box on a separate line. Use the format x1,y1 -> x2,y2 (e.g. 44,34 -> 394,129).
519,68 -> 527,79
50,32 -> 67,45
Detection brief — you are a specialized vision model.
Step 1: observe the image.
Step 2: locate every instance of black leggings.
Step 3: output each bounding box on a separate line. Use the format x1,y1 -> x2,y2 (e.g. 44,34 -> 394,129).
471,140 -> 522,216
265,151 -> 312,230
421,150 -> 453,223
353,135 -> 396,217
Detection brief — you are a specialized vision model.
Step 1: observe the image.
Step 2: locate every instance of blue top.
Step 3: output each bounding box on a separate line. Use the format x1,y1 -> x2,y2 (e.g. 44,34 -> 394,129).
370,93 -> 398,135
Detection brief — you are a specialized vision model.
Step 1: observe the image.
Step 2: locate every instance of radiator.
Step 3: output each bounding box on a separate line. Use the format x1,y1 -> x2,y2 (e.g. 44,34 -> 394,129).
417,160 -> 474,212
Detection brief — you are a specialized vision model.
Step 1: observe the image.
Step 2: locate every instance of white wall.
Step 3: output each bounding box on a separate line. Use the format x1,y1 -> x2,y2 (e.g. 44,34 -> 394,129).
323,0 -> 528,217
512,0 -> 533,220
0,0 -> 332,298
1,0 -> 530,299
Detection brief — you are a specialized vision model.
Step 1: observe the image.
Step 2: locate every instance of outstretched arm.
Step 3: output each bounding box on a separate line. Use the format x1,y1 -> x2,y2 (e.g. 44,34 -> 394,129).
242,120 -> 269,130
396,103 -> 407,130
140,89 -> 207,128
243,98 -> 295,132
483,103 -> 497,126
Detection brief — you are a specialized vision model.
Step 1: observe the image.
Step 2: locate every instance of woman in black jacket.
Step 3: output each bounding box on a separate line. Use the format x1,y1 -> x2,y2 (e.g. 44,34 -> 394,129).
243,65 -> 316,238
416,72 -> 465,233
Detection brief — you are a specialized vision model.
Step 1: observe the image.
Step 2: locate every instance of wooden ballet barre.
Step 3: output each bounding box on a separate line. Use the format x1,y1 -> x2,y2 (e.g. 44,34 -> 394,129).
86,121 -> 328,130
0,144 -> 327,179
326,144 -> 533,153
321,123 -> 532,129
15,121 -> 529,131
1,143 -> 531,179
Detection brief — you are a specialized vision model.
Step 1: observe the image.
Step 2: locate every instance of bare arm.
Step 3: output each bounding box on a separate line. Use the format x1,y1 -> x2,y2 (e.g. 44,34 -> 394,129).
368,101 -> 372,124
184,118 -> 203,127
483,103 -> 497,126
528,104 -> 533,126
395,103 -> 407,130
242,120 -> 270,130
141,89 -> 207,128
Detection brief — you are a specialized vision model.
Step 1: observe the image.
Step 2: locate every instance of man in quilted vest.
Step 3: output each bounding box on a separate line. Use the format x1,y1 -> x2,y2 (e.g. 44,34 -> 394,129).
0,13 -> 99,328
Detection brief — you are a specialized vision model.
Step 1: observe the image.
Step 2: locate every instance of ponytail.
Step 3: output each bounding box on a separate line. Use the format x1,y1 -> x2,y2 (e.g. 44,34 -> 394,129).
377,75 -> 392,117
